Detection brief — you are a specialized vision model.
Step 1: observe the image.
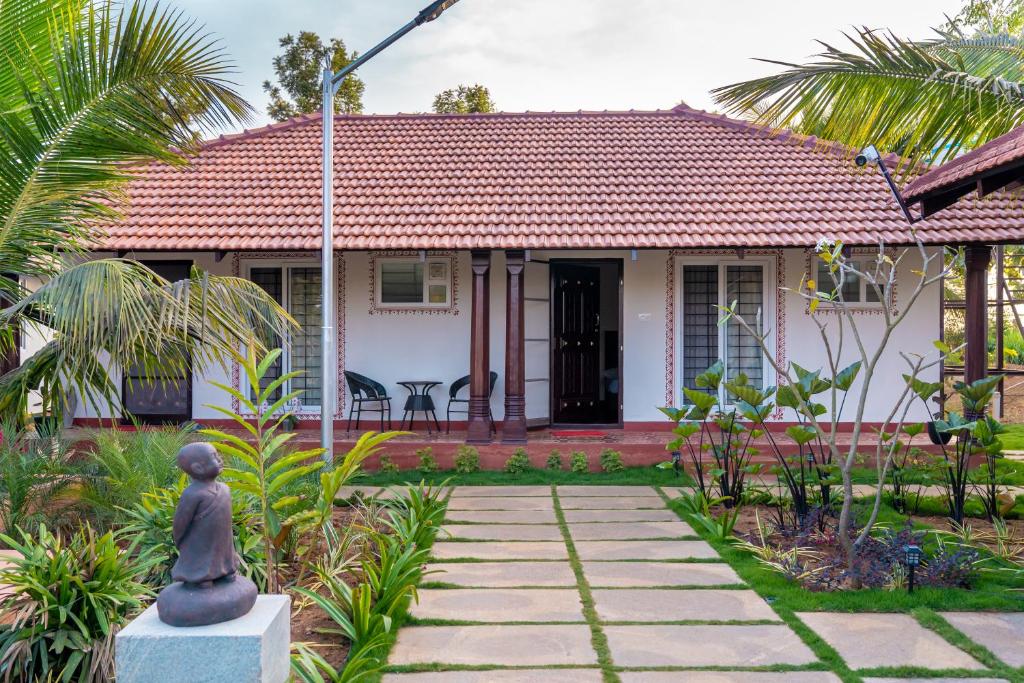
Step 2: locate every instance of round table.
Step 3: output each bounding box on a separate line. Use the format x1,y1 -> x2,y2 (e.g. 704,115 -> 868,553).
398,380 -> 442,433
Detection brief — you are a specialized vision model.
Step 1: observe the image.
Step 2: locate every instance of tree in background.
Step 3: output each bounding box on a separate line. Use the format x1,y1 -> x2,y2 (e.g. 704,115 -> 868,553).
712,0 -> 1024,172
262,32 -> 364,121
945,0 -> 1024,34
433,84 -> 496,114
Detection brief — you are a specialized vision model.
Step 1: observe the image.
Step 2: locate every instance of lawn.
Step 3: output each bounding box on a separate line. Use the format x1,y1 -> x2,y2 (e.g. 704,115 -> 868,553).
357,464 -> 693,487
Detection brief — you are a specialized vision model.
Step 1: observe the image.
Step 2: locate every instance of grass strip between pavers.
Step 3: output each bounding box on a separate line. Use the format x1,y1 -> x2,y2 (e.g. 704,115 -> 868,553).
552,484 -> 621,683
654,485 -> 861,683
654,484 -> 1024,683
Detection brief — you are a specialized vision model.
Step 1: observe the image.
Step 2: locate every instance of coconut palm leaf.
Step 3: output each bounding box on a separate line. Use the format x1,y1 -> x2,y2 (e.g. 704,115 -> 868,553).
0,259 -> 295,419
0,1 -> 297,420
712,27 -> 1024,172
0,0 -> 252,277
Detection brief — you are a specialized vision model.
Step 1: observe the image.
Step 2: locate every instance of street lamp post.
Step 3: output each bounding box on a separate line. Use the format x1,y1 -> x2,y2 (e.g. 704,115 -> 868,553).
320,0 -> 464,458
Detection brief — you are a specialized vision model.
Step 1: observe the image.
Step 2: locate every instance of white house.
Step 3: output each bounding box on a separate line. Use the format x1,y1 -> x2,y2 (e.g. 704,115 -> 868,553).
74,105 -> 1024,454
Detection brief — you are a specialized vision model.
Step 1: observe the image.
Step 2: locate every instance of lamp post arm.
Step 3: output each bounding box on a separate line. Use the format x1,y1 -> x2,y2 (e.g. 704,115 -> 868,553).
320,0 -> 464,459
330,19 -> 419,93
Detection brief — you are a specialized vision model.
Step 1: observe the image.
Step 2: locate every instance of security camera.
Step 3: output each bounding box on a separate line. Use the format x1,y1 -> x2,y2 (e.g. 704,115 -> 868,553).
856,144 -> 881,167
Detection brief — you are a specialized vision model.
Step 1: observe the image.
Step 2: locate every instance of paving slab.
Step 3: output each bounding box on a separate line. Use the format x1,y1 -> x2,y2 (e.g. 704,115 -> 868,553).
558,496 -> 666,510
574,540 -> 719,560
604,624 -> 817,667
441,524 -> 563,541
387,624 -> 598,666
941,612 -> 1024,667
431,541 -> 569,561
661,487 -> 685,500
582,561 -> 742,587
411,588 -> 584,622
569,521 -> 695,540
593,588 -> 777,622
446,509 -> 558,524
621,673 -> 841,683
447,497 -> 555,511
797,612 -> 985,670
426,561 -> 577,587
563,508 -> 680,523
557,485 -> 656,497
449,486 -> 551,497
383,670 -> 604,682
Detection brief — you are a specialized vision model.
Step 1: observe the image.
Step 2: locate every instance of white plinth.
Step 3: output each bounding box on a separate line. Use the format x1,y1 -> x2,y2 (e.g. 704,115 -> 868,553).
116,594 -> 290,683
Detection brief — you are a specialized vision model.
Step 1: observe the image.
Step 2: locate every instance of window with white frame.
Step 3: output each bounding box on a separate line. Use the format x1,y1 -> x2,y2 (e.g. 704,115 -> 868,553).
680,260 -> 772,402
247,264 -> 322,408
376,257 -> 451,308
814,257 -> 882,304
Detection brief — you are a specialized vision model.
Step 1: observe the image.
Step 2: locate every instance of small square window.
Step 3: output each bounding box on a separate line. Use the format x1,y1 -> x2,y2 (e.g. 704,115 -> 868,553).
377,258 -> 452,308
381,262 -> 424,303
428,284 -> 448,303
814,257 -> 884,306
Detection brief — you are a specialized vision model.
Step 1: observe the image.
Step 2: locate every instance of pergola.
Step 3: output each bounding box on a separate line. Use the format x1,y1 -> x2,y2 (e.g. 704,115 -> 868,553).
903,127 -> 1024,387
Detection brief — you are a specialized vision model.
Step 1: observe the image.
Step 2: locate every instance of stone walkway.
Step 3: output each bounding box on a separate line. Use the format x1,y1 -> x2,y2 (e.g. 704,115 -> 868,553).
377,485 -> 1021,682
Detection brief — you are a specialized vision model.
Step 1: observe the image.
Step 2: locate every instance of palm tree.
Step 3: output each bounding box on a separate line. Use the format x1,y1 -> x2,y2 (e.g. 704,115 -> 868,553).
712,25 -> 1024,172
0,0 -> 294,421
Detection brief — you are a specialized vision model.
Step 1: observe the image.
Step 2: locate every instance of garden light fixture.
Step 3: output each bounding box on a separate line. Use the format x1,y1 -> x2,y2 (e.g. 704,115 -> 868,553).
903,544 -> 923,593
319,0 -> 465,456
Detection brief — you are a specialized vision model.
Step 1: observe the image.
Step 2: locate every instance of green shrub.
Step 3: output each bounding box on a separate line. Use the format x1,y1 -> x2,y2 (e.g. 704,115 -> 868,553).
202,343 -> 326,593
290,482 -> 449,682
454,445 -> 480,473
379,453 -> 400,474
0,524 -> 154,682
80,424 -> 194,525
600,449 -> 624,473
0,425 -> 76,538
545,449 -> 564,471
417,447 -> 438,474
570,451 -> 589,473
504,448 -> 531,474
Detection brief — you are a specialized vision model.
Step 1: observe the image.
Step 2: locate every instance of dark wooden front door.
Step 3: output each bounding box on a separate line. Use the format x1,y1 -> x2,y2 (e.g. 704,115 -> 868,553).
552,263 -> 603,423
122,260 -> 193,424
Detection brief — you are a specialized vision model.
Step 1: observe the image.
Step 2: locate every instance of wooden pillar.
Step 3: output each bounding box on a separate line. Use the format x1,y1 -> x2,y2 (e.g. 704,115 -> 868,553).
467,250 -> 493,444
964,244 -> 991,385
503,249 -> 527,443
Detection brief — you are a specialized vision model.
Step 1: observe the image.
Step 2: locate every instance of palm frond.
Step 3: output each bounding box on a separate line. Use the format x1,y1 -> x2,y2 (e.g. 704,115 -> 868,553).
712,27 -> 1024,171
0,0 -> 253,275
0,259 -> 295,419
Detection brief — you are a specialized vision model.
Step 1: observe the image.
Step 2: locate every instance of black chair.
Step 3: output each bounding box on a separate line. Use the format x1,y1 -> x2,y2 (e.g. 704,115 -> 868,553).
344,371 -> 392,431
446,371 -> 498,434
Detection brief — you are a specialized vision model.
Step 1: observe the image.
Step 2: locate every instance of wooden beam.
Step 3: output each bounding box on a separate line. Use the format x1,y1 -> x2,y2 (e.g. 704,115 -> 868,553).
503,249 -> 527,443
467,250 -> 493,444
964,244 -> 991,387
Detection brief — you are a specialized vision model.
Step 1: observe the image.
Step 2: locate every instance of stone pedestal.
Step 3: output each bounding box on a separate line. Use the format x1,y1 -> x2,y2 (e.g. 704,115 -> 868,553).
116,595 -> 290,683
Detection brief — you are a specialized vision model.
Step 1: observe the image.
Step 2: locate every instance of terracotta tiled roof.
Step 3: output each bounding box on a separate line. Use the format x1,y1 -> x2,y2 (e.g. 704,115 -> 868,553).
102,105 -> 1024,251
904,125 -> 1024,204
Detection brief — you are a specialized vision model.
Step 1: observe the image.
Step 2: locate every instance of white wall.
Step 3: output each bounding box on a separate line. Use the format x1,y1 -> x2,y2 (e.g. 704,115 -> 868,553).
778,247 -> 942,422
69,247 -> 944,426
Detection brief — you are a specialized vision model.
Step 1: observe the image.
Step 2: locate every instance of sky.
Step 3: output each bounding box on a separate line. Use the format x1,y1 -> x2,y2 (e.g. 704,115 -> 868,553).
175,0 -> 965,130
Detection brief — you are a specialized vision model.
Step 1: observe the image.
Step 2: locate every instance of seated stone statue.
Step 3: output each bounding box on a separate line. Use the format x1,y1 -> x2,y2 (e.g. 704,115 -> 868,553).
156,442 -> 258,627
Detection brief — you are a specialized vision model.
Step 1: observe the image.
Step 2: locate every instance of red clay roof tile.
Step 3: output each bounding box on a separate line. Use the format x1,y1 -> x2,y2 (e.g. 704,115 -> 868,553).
904,125 -> 1024,204
100,106 -> 1024,251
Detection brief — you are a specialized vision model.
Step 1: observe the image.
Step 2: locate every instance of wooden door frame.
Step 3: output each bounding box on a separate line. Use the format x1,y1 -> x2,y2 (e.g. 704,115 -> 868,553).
548,258 -> 624,429
121,260 -> 194,425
